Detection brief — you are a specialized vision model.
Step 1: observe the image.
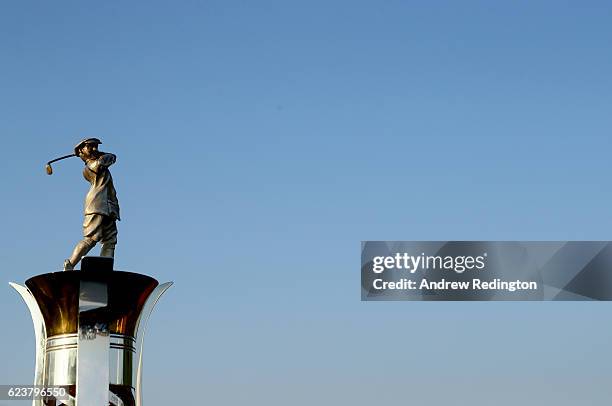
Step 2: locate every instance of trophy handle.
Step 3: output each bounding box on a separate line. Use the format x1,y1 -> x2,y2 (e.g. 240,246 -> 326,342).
9,282 -> 47,406
134,282 -> 173,406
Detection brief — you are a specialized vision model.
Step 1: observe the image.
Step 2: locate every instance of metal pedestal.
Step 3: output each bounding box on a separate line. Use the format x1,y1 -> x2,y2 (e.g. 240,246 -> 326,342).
10,257 -> 172,406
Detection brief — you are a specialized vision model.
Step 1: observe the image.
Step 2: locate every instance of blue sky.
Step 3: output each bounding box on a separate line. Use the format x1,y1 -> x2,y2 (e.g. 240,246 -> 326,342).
2,1 -> 612,404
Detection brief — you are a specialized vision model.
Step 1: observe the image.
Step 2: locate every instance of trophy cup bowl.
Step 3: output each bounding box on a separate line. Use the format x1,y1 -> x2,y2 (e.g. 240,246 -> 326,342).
10,257 -> 172,406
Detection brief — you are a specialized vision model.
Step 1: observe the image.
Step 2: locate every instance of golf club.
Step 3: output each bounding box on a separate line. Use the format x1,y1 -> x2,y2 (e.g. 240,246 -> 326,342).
45,153 -> 77,175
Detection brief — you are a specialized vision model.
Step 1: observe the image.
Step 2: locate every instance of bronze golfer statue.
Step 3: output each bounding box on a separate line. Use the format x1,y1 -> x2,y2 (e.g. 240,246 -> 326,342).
60,138 -> 120,270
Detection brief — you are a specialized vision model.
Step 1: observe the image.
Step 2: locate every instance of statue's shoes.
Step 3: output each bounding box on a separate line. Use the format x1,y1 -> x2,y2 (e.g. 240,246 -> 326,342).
63,259 -> 74,271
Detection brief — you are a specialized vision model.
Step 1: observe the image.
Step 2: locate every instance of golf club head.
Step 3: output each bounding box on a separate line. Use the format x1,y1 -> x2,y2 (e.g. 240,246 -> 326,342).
45,164 -> 53,175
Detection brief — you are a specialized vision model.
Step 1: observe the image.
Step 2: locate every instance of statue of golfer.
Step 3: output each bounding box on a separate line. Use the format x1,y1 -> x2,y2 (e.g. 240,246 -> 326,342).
64,138 -> 120,270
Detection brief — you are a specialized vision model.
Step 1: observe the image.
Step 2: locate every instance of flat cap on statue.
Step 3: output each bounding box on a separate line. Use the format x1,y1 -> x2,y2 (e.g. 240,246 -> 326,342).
74,137 -> 102,155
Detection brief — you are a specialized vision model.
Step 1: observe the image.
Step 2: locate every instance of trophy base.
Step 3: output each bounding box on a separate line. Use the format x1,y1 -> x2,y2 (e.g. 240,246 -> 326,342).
10,256 -> 173,406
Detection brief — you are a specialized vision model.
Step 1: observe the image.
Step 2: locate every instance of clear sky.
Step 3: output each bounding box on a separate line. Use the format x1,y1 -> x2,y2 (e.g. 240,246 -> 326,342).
2,1 -> 612,405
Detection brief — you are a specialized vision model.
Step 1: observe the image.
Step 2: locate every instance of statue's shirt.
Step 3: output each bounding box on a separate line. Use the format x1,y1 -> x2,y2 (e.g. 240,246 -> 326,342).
82,153 -> 120,220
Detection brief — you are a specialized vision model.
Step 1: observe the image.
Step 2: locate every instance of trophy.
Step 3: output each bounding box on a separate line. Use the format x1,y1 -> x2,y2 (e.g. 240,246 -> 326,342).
10,139 -> 172,406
